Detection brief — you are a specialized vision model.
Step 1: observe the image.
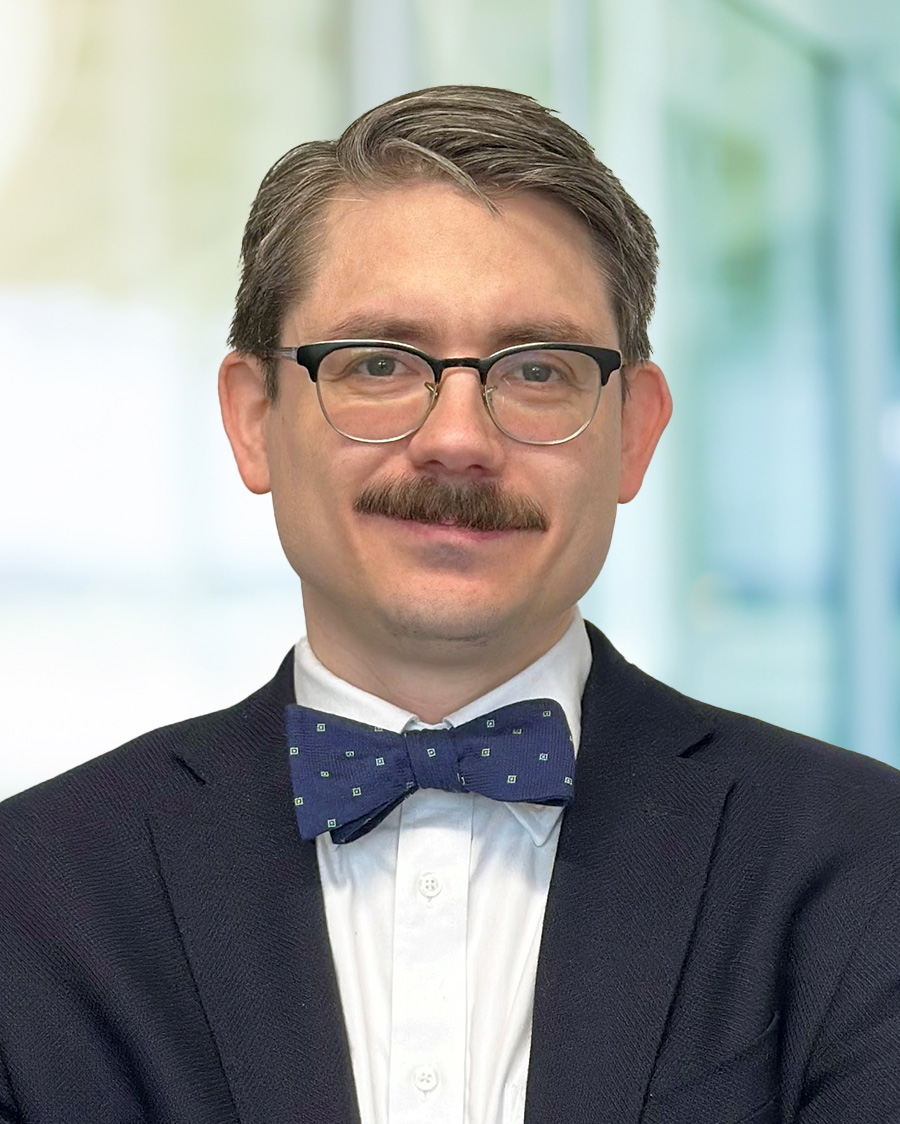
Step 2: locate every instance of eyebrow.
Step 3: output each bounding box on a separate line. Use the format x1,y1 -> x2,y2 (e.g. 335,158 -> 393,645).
314,314 -> 603,352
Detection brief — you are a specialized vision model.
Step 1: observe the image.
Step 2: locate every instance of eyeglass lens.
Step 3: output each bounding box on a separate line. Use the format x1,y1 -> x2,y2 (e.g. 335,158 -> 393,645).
314,345 -> 603,443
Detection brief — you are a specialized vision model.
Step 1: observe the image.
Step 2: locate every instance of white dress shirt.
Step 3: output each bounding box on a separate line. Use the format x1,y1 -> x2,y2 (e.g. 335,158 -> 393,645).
293,612 -> 592,1124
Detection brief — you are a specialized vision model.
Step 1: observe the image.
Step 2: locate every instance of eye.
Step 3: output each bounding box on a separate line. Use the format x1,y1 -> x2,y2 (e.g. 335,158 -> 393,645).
357,354 -> 402,378
495,352 -> 575,387
327,348 -> 424,381
516,361 -> 559,384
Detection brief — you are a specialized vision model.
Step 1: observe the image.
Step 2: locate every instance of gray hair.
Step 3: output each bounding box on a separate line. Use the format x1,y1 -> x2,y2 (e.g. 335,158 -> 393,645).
228,85 -> 659,399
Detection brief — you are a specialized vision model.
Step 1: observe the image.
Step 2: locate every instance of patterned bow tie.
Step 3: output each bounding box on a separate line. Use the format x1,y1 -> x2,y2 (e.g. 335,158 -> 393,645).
286,699 -> 576,844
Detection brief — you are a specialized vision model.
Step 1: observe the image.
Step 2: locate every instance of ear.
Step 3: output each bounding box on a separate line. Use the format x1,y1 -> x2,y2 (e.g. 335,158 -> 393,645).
218,351 -> 273,495
617,361 -> 673,503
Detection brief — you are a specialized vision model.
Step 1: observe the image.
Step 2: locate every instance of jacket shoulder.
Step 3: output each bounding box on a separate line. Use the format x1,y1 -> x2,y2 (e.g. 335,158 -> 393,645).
583,622 -> 900,840
697,695 -> 900,798
659,676 -> 900,861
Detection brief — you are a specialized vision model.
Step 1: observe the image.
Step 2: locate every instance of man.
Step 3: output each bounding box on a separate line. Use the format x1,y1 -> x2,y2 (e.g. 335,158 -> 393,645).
0,85 -> 898,1124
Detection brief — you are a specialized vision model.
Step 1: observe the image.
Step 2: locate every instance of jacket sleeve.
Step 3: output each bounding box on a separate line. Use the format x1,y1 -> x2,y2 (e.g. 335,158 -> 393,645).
796,866 -> 900,1123
0,1052 -> 20,1122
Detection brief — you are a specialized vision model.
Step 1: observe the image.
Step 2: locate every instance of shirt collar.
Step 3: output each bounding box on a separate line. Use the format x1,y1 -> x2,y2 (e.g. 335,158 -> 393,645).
293,612 -> 592,847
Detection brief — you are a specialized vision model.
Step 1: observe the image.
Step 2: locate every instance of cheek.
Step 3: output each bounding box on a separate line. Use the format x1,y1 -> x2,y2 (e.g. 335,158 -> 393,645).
547,441 -> 620,573
266,409 -> 392,568
268,392 -> 351,500
566,479 -> 616,561
265,411 -> 340,560
558,421 -> 620,519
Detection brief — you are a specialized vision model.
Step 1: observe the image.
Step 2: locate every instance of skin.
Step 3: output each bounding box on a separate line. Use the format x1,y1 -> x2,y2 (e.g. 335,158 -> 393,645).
219,181 -> 672,722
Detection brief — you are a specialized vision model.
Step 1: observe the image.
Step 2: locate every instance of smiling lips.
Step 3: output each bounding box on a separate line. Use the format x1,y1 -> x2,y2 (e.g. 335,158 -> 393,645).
389,516 -> 522,540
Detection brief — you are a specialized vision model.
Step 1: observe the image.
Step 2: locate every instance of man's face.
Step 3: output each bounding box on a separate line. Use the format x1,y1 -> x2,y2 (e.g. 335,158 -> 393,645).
222,181 -> 670,657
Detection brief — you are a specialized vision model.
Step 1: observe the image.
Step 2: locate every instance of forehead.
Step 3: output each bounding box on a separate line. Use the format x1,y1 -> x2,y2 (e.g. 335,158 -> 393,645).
285,181 -> 617,348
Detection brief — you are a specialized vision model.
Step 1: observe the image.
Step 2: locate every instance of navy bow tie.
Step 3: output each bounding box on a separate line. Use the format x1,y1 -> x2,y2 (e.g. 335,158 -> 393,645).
286,699 -> 576,844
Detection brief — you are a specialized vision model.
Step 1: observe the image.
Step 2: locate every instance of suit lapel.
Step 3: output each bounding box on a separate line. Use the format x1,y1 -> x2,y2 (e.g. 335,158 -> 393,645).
148,656 -> 360,1124
526,625 -> 734,1124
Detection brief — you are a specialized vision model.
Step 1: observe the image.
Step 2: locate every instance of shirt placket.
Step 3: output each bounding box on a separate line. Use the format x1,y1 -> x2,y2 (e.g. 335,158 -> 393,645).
388,787 -> 472,1124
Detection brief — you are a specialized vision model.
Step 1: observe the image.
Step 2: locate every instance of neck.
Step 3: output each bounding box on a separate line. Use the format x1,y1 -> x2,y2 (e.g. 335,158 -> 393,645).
302,593 -> 576,724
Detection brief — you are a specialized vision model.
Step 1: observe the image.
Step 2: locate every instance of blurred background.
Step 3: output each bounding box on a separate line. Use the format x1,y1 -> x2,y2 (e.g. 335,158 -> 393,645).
1,0 -> 898,798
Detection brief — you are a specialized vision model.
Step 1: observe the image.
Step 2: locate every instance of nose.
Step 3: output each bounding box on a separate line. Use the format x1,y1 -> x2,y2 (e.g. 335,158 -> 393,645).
405,366 -> 507,477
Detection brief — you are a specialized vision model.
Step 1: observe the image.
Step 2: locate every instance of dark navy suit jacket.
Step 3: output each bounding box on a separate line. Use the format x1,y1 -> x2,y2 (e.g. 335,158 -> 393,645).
1,623 -> 899,1123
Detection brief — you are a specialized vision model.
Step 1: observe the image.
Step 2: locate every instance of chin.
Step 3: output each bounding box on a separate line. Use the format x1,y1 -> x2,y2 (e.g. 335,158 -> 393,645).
378,596 -> 513,648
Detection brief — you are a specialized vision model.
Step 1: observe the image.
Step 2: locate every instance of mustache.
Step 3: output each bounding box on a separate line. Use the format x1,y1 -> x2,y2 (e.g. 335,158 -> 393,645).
354,475 -> 548,533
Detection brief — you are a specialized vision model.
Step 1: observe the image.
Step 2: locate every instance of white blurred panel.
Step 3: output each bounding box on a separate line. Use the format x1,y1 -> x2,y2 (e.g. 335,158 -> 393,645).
0,290 -> 182,582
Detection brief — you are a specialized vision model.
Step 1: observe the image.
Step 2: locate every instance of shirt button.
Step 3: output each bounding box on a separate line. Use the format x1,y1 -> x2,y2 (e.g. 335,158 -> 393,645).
417,872 -> 442,899
414,1065 -> 438,1092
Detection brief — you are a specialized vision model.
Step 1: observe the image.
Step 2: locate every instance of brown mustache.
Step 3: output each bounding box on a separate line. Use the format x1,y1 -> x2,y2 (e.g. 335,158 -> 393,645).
354,475 -> 548,533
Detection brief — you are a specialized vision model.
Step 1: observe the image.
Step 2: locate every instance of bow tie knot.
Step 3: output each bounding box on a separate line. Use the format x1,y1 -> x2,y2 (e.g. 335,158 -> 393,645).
405,728 -> 471,792
286,699 -> 576,844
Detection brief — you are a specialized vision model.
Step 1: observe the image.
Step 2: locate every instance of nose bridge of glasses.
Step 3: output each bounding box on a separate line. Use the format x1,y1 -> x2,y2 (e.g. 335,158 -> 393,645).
423,358 -> 495,429
433,357 -> 489,384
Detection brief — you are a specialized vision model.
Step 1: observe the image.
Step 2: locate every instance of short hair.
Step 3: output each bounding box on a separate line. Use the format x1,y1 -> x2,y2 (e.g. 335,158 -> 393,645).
228,85 -> 659,400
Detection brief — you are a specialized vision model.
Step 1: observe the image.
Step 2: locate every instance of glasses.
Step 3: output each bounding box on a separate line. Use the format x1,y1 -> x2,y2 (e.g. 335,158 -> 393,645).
267,339 -> 622,445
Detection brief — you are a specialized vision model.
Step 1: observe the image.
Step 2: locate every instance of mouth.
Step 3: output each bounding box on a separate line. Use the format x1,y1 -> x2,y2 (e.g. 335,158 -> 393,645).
365,512 -> 525,542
